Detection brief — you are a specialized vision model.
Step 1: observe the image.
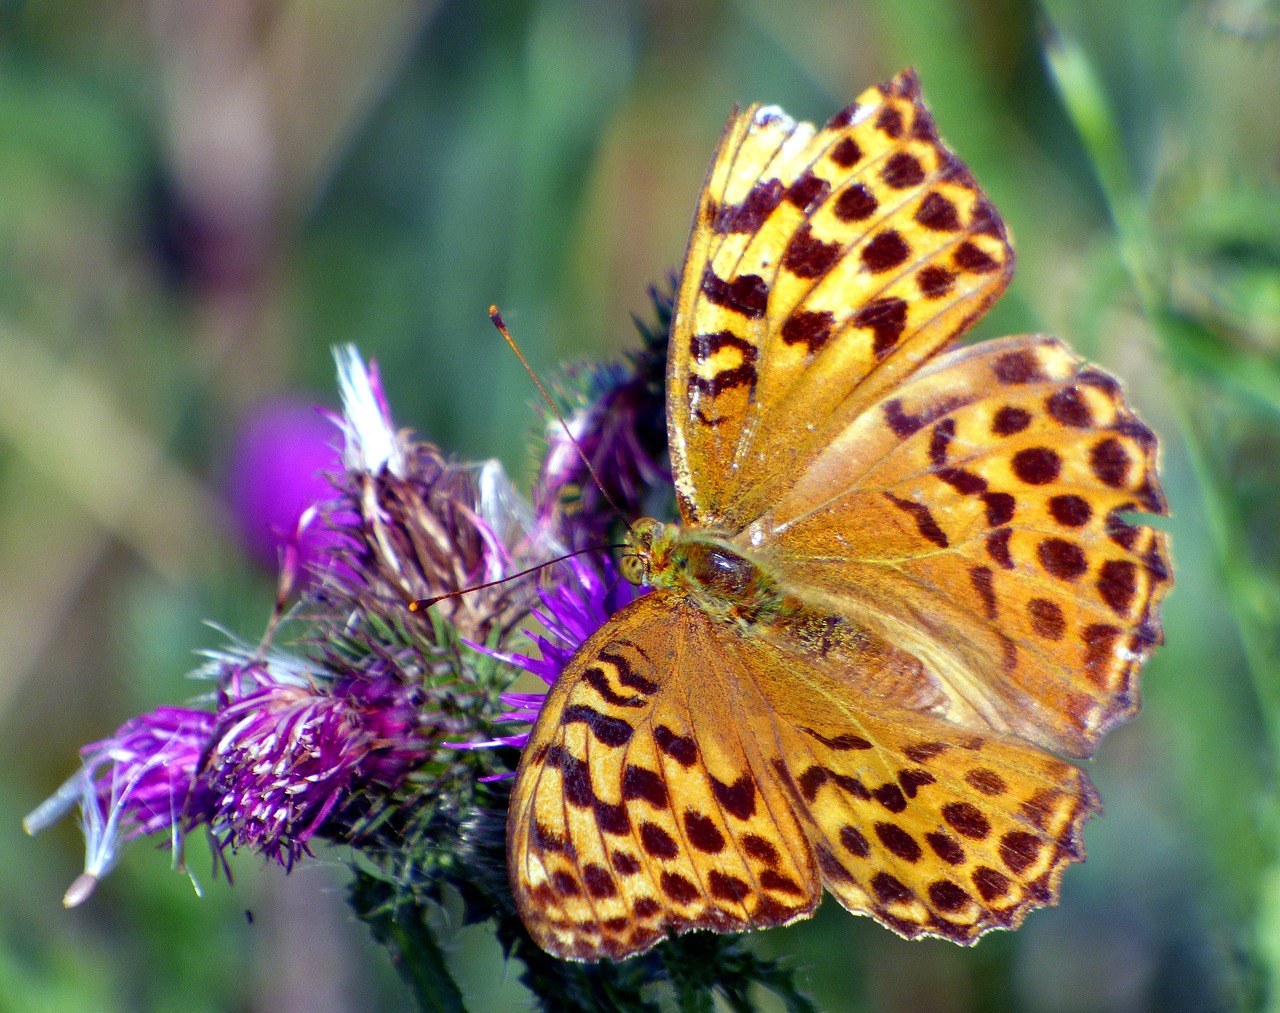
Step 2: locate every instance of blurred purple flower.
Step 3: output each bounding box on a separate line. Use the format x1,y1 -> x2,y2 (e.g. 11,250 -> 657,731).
227,399 -> 345,585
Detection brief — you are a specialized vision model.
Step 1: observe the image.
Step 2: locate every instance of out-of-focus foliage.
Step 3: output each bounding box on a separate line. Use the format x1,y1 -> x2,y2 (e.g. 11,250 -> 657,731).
4,0 -> 1276,1009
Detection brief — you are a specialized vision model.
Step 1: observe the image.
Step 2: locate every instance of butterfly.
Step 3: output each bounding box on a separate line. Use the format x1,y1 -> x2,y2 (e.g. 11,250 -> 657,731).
506,69 -> 1171,961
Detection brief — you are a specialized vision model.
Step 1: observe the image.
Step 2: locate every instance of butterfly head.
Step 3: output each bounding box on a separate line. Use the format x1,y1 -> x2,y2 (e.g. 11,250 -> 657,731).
620,517 -> 678,586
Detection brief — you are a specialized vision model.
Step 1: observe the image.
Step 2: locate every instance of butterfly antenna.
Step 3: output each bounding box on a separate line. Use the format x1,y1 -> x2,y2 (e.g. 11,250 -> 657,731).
409,543 -> 626,612
489,306 -> 629,520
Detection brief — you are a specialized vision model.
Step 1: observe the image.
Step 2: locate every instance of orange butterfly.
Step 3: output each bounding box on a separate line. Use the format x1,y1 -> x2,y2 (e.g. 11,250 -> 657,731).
507,69 -> 1170,961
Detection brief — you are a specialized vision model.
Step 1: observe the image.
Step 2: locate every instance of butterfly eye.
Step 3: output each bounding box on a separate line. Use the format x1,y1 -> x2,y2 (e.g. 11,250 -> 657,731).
619,553 -> 645,586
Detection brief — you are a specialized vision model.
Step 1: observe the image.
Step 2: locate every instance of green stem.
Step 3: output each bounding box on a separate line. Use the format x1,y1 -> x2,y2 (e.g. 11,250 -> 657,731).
350,872 -> 468,1013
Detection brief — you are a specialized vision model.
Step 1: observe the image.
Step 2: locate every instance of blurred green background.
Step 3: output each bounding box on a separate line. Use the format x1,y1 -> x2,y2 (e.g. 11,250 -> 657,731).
3,0 -> 1278,1010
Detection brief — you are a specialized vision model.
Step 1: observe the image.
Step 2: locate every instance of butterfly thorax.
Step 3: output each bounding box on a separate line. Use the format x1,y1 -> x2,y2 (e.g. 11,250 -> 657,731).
622,517 -> 944,708
619,519 -> 819,637
622,517 -> 791,625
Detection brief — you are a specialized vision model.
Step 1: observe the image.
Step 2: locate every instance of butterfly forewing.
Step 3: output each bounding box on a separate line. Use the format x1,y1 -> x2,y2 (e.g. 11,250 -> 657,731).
508,592 -> 820,961
669,69 -> 1014,531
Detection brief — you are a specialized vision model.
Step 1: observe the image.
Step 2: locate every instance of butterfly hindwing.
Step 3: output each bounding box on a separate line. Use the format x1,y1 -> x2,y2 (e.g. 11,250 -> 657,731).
747,334 -> 1171,759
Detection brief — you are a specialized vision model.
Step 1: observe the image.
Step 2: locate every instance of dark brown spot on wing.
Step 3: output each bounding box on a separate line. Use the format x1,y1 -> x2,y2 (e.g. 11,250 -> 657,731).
1028,598 -> 1066,640
896,768 -> 936,799
622,764 -> 668,809
970,565 -> 997,619
534,821 -> 570,855
1090,437 -> 1131,488
943,801 -> 991,840
834,183 -> 878,222
992,405 -> 1032,436
783,224 -> 842,279
611,850 -> 641,875
882,151 -> 925,188
700,266 -> 768,318
882,395 -> 964,439
915,191 -> 961,231
953,241 -> 999,273
841,825 -> 871,858
1047,387 -> 1092,427
886,492 -> 948,548
639,821 -> 679,860
802,727 -> 873,750
829,136 -> 862,167
655,725 -> 697,766
786,171 -> 830,211
861,230 -> 911,273
971,866 -> 1012,901
563,704 -> 634,747
872,782 -> 908,813
926,831 -> 966,865
781,310 -> 835,353
798,765 -> 828,804
690,330 -> 757,364
1049,494 -> 1091,527
661,871 -> 699,904
993,350 -> 1043,385
929,418 -> 954,464
983,492 -> 1016,527
714,178 -> 785,233
1012,447 -> 1062,485
928,880 -> 970,912
1098,559 -> 1138,615
1000,831 -> 1044,875
986,527 -> 1014,569
583,863 -> 618,898
917,264 -> 955,297
683,810 -> 726,854
741,834 -> 780,867
594,798 -> 631,835
1081,623 -> 1122,686
710,772 -> 757,820
853,296 -> 908,357
688,363 -> 758,398
760,869 -> 805,896
875,106 -> 904,139
1039,538 -> 1088,581
937,468 -> 987,494
603,647 -> 660,694
875,822 -> 923,862
552,870 -> 581,897
904,741 -> 949,762
964,768 -> 1007,796
582,668 -> 645,708
708,870 -> 750,903
872,871 -> 912,904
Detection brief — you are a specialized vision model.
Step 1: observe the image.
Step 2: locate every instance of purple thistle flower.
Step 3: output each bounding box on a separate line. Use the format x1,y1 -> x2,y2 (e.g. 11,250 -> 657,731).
24,706 -> 215,907
322,345 -> 555,643
465,556 -> 643,754
199,647 -> 433,870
